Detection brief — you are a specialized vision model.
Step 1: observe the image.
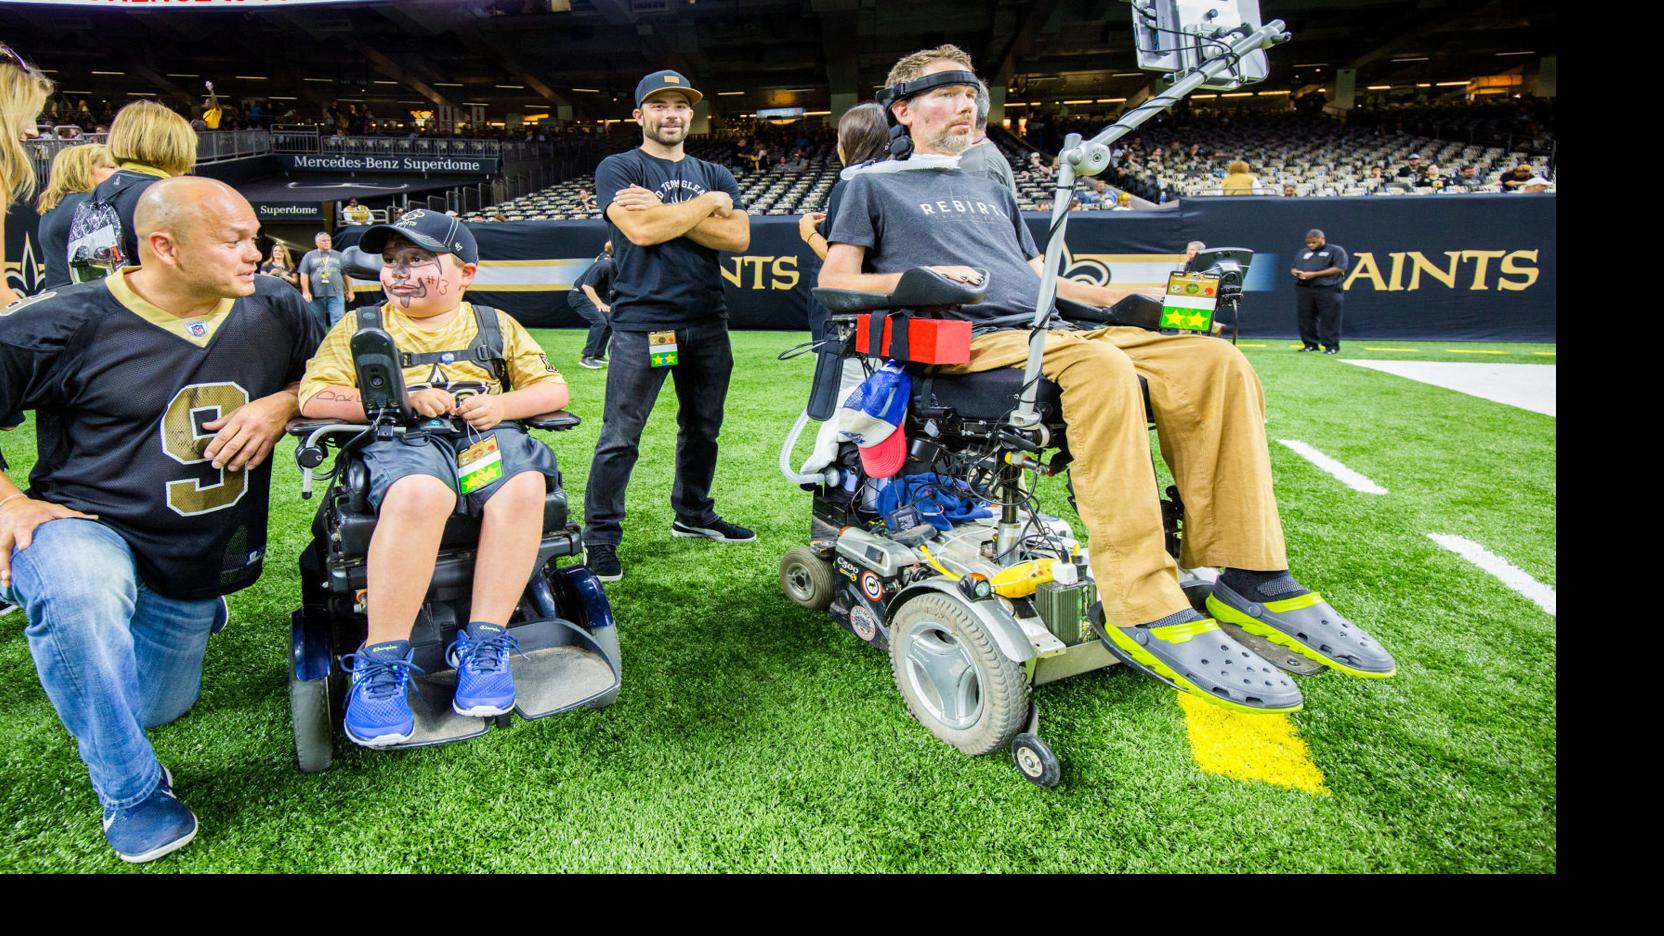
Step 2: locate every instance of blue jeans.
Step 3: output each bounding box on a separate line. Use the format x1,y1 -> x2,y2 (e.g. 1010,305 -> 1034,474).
308,294 -> 345,330
7,520 -> 224,810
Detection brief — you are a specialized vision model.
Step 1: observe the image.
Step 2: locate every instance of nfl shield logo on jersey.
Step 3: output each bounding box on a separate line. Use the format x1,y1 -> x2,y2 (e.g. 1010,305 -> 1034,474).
187,321 -> 208,338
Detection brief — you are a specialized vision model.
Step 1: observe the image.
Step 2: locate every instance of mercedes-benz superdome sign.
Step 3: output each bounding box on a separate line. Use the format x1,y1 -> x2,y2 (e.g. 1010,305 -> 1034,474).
277,154 -> 500,175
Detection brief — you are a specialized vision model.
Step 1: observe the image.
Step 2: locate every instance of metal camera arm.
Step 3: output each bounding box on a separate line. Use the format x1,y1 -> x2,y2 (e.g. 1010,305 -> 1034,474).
1006,17 -> 1290,430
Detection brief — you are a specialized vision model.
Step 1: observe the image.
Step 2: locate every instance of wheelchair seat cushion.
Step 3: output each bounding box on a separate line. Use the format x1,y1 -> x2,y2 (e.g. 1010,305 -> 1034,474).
360,423 -> 560,517
335,484 -> 569,559
911,367 -> 1063,422
911,368 -> 1153,424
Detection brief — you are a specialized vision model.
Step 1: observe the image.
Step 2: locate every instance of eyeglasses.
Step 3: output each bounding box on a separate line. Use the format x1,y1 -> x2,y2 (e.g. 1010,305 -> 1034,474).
0,42 -> 49,84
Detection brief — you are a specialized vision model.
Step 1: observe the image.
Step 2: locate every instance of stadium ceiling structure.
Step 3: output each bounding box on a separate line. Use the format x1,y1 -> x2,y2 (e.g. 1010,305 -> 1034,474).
0,0 -> 1557,119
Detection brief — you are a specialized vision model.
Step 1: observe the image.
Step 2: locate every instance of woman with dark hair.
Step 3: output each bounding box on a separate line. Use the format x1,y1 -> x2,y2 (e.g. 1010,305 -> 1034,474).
799,102 -> 890,340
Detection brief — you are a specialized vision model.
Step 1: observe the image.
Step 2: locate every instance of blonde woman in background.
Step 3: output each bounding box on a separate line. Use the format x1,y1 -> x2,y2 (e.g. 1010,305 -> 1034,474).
1221,159 -> 1259,196
36,143 -> 116,290
1,42 -> 53,306
68,99 -> 196,280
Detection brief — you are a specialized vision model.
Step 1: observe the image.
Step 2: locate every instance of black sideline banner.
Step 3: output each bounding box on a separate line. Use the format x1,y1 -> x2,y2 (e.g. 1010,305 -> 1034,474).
9,194 -> 1554,342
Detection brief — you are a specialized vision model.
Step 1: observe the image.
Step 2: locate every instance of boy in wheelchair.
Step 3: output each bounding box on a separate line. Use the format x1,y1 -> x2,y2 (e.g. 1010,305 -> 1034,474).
297,211 -> 570,747
817,47 -> 1396,715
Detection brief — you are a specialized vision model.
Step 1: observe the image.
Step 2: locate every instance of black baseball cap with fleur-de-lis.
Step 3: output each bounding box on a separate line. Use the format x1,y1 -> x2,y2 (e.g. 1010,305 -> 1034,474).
358,208 -> 479,265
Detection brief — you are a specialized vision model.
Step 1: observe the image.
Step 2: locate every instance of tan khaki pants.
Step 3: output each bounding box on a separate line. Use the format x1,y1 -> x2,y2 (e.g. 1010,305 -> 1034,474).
937,327 -> 1287,625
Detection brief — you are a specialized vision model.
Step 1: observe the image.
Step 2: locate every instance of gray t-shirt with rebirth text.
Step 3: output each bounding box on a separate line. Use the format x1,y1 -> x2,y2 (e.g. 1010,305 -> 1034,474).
957,140 -> 1019,199
298,249 -> 348,299
828,167 -> 1047,329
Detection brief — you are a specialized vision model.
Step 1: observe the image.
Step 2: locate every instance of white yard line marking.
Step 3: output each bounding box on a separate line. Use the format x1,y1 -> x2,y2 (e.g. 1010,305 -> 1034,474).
1427,533 -> 1556,617
1276,439 -> 1388,494
1343,361 -> 1556,417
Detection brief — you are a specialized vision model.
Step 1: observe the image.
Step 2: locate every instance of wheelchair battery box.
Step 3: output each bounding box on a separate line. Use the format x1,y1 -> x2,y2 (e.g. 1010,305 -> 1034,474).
855,316 -> 971,365
1034,579 -> 1096,645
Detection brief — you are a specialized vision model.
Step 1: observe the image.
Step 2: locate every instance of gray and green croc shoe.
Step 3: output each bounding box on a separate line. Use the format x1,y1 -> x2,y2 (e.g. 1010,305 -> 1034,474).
1206,581 -> 1397,678
1089,604 -> 1304,715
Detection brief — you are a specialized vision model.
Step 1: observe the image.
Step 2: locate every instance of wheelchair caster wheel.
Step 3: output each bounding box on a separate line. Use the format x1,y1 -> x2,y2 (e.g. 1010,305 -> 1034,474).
1011,734 -> 1060,788
780,546 -> 837,611
493,713 -> 514,729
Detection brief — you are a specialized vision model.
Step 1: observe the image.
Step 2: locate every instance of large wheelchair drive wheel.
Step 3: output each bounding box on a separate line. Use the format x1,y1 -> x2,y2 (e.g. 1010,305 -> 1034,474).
780,546 -> 837,611
889,594 -> 1030,756
289,674 -> 334,774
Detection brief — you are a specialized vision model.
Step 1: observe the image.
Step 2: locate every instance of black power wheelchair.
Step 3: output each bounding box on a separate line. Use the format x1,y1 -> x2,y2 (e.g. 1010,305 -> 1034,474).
285,303 -> 620,773
777,257 -> 1315,787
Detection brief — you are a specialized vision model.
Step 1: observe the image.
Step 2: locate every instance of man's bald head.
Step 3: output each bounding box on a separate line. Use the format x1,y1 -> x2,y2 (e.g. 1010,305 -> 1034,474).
134,176 -> 252,247
129,175 -> 264,299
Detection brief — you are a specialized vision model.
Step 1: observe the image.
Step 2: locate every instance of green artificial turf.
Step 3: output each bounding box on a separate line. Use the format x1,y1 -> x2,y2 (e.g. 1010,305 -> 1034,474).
0,333 -> 1556,872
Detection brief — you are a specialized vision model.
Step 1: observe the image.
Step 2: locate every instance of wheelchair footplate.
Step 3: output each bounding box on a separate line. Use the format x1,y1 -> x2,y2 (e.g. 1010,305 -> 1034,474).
362,618 -> 619,749
506,618 -> 621,719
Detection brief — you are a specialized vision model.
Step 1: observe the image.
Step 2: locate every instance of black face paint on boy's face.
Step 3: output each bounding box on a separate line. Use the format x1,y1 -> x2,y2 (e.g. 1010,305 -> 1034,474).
381,248 -> 446,308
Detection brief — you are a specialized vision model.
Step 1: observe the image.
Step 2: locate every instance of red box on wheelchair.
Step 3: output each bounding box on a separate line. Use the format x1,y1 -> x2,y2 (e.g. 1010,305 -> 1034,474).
854,315 -> 972,365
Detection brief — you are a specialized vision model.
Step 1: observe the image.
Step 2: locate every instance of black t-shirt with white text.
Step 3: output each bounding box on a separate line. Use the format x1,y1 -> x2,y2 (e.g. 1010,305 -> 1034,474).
0,274 -> 322,599
593,149 -> 745,331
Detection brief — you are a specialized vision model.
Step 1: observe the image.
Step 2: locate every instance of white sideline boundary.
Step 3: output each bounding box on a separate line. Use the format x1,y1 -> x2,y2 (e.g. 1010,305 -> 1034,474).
1427,533 -> 1556,617
1276,440 -> 1388,494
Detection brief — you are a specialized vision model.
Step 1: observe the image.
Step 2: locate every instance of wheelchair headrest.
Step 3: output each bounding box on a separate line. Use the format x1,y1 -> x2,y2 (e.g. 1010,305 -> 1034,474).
340,245 -> 384,281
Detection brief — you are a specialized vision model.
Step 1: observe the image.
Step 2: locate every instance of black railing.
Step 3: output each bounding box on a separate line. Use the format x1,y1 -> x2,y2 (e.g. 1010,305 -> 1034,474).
26,129 -> 270,185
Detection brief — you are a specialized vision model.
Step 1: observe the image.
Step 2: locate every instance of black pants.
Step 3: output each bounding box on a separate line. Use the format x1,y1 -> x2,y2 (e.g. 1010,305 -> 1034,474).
568,294 -> 612,360
1296,287 -> 1343,350
583,323 -> 733,547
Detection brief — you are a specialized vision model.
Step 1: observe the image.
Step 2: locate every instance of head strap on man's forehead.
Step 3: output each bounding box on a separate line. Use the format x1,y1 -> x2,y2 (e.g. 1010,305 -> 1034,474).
876,68 -> 980,162
877,70 -> 980,117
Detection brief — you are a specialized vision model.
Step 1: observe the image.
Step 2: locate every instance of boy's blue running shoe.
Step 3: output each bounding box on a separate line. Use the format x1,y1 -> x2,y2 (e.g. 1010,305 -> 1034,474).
103,766 -> 196,864
342,640 -> 422,747
449,622 -> 521,717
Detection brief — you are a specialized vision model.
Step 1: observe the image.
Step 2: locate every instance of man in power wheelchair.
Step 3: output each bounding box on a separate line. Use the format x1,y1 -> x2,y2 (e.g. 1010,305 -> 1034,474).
285,212 -> 618,770
792,48 -> 1394,780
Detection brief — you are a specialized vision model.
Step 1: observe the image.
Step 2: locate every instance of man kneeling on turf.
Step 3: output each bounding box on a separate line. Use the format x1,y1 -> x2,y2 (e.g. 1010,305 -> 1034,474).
819,46 -> 1397,714
298,211 -> 569,746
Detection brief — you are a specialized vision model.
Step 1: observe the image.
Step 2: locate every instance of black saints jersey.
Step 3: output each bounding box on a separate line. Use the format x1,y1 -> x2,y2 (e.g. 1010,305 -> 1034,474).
0,272 -> 323,599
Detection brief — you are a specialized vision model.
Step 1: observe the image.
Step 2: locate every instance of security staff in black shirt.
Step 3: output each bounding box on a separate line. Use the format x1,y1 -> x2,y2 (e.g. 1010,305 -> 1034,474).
583,69 -> 753,582
568,240 -> 615,369
1292,228 -> 1350,354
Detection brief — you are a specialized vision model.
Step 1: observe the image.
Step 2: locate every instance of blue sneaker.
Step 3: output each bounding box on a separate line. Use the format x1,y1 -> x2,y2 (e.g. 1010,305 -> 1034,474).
342,640 -> 422,747
449,622 -> 521,717
103,766 -> 197,864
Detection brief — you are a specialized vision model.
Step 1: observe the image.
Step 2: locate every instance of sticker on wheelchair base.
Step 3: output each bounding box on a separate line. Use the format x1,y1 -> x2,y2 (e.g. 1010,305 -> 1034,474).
860,570 -> 884,601
849,603 -> 881,642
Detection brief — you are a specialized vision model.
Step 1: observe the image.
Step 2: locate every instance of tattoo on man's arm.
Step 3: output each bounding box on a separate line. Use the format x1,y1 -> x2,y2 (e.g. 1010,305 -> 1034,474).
315,389 -> 361,403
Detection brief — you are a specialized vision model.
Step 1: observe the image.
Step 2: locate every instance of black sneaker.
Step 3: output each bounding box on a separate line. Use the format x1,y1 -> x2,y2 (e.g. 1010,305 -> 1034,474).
672,517 -> 756,543
586,544 -> 622,582
1323,348 -> 1340,355
579,357 -> 605,370
1296,346 -> 1320,353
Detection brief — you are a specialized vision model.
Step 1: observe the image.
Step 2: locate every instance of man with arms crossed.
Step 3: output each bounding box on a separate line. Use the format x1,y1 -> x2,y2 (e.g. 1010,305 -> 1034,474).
820,47 -> 1396,715
583,70 -> 752,582
0,177 -> 320,863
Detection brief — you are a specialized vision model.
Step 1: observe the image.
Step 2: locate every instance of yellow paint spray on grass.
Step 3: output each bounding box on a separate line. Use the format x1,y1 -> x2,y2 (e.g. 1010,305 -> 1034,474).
1176,692 -> 1328,794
